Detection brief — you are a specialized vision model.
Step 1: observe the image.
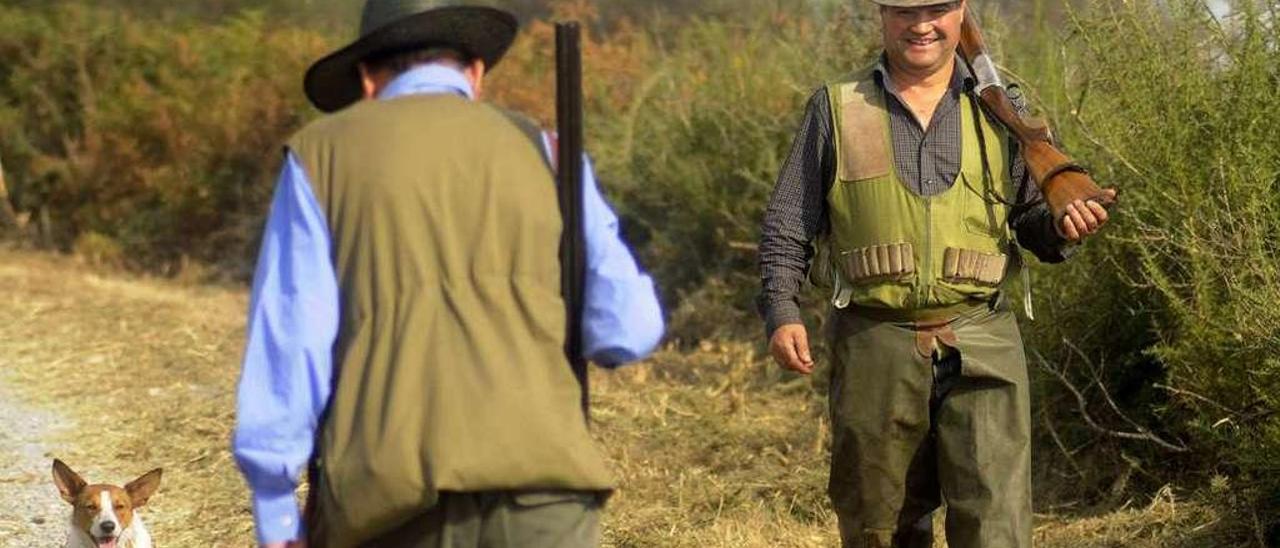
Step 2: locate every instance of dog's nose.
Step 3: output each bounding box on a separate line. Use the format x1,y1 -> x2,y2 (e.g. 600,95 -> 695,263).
101,521 -> 116,534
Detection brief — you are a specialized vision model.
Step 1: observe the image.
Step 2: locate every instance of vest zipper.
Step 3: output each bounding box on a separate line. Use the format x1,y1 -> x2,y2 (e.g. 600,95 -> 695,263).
920,197 -> 933,306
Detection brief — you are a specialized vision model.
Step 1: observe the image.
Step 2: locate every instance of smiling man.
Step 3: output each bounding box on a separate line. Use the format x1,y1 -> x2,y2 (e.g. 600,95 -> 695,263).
758,1 -> 1111,547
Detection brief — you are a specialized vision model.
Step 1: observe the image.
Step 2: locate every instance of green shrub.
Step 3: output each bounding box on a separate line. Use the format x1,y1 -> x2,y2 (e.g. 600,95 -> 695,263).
1012,0 -> 1279,529
590,6 -> 878,321
0,4 -> 324,276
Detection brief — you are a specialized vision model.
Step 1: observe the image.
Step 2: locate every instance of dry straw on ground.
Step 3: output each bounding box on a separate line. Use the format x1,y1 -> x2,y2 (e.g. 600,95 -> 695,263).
0,248 -> 253,545
0,247 -> 1248,546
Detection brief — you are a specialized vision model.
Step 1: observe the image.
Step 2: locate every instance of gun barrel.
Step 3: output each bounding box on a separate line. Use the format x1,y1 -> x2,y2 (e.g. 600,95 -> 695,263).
555,22 -> 589,417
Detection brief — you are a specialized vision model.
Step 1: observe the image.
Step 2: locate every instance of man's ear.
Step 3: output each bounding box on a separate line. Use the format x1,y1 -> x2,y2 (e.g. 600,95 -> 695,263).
125,468 -> 163,508
464,58 -> 487,99
359,63 -> 379,100
52,459 -> 87,504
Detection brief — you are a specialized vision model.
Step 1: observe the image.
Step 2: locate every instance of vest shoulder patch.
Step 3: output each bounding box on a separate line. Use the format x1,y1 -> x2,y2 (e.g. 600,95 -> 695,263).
835,78 -> 892,182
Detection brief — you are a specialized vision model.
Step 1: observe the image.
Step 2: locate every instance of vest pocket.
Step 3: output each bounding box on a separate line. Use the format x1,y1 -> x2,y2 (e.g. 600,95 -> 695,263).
808,237 -> 835,290
839,243 -> 916,285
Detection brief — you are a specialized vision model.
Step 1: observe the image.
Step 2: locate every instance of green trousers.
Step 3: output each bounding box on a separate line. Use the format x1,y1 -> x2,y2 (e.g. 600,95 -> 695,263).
826,304 -> 1033,548
362,491 -> 602,548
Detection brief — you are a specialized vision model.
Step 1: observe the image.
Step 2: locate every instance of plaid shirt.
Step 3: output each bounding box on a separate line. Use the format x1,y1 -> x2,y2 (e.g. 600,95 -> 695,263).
757,58 -> 1070,335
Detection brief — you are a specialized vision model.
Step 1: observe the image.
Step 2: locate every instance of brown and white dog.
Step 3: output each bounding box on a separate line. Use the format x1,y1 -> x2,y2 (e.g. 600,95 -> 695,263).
52,459 -> 162,548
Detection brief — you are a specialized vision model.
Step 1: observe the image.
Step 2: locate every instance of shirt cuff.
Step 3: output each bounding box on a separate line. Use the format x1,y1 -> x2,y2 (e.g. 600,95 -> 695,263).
252,487 -> 304,544
763,300 -> 804,339
583,274 -> 665,368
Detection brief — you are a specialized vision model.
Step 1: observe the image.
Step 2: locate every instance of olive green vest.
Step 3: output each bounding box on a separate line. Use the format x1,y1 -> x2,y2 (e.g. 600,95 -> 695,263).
813,67 -> 1017,316
288,94 -> 613,548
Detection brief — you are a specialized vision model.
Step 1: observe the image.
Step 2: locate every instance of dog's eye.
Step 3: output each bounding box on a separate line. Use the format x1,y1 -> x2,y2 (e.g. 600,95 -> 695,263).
114,504 -> 125,510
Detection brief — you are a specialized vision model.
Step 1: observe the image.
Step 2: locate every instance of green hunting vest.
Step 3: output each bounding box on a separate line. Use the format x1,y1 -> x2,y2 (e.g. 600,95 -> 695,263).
812,67 -> 1018,317
288,94 -> 613,548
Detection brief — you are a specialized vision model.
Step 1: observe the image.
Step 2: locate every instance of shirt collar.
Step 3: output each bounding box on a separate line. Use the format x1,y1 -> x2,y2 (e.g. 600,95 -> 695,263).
872,53 -> 974,100
377,63 -> 475,101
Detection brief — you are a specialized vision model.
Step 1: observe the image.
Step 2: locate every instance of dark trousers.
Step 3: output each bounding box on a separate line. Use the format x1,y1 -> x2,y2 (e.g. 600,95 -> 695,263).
827,307 -> 1033,548
363,491 -> 602,548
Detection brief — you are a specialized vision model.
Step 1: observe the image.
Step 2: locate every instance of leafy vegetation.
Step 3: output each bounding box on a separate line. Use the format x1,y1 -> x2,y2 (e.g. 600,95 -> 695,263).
0,4 -> 322,274
1013,0 -> 1280,535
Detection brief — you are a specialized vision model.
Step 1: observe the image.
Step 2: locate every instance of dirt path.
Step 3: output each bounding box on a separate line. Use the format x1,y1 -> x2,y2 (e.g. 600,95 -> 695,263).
0,374 -> 72,545
0,250 -> 257,546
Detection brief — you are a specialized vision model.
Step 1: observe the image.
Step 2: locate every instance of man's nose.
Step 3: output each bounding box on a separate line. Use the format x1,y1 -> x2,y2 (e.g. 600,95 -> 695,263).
100,521 -> 116,534
909,19 -> 935,34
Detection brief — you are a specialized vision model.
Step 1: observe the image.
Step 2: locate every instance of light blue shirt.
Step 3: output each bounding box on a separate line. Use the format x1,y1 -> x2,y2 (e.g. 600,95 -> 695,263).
232,64 -> 665,544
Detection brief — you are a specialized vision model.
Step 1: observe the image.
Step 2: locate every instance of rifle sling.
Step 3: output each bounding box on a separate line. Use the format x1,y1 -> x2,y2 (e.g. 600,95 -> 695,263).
1041,161 -> 1090,184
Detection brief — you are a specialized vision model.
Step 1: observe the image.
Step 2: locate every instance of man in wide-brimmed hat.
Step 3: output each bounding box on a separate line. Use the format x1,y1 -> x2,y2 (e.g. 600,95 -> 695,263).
232,1 -> 665,546
758,1 -> 1113,546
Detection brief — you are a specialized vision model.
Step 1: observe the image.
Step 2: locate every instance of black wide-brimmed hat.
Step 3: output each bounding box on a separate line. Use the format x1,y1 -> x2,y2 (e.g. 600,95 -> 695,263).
304,0 -> 518,113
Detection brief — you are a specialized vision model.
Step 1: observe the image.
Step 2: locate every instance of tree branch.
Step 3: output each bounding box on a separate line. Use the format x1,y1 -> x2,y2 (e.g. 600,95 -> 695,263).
1152,383 -> 1241,418
1063,338 -> 1161,439
1032,349 -> 1190,453
1041,409 -> 1087,482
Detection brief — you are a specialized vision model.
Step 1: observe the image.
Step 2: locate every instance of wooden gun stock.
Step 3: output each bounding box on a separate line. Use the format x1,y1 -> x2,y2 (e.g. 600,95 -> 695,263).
958,8 -> 1116,223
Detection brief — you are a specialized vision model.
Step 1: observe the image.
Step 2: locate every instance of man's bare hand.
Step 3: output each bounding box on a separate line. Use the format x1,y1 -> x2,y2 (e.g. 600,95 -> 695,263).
769,324 -> 815,375
1059,189 -> 1118,242
263,541 -> 306,548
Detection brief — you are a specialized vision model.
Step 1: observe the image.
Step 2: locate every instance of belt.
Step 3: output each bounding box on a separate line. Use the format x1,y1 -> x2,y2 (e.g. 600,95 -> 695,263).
842,299 -> 994,324
841,299 -> 999,359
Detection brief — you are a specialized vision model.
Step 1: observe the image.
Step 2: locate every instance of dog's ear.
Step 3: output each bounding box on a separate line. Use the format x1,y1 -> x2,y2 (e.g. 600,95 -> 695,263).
125,468 -> 162,508
52,459 -> 86,504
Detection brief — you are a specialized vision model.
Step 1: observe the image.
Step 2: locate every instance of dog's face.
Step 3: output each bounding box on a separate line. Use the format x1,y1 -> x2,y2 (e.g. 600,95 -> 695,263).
52,459 -> 162,548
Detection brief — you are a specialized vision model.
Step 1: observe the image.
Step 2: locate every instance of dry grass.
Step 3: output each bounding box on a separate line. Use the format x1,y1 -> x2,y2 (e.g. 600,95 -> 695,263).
1033,486 -> 1247,548
0,247 -> 1253,546
0,248 -> 253,545
593,342 -> 838,547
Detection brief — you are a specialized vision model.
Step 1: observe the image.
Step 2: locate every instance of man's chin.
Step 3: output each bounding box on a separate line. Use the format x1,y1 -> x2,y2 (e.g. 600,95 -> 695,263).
890,50 -> 952,75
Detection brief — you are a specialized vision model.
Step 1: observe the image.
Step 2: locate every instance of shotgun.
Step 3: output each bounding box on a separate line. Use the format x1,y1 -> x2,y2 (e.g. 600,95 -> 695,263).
958,7 -> 1116,223
556,22 -> 589,418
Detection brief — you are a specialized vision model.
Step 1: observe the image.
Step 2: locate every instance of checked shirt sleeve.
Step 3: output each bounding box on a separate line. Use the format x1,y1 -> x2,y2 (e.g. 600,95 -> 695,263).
757,88 -> 836,337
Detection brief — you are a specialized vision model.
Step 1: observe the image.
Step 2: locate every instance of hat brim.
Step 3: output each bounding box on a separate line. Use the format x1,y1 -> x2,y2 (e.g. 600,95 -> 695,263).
871,0 -> 959,6
304,6 -> 517,113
